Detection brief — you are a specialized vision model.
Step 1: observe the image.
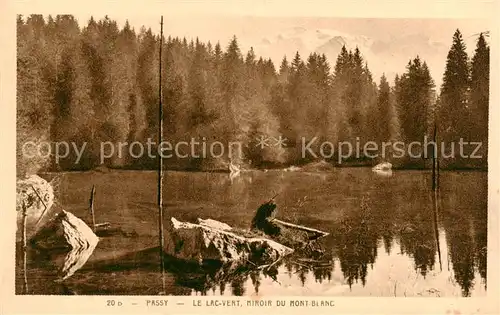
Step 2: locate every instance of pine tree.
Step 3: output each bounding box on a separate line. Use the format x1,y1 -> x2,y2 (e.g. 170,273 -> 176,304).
213,42 -> 223,65
331,45 -> 351,143
439,29 -> 470,143
219,36 -> 245,160
374,74 -> 392,142
396,56 -> 435,144
469,33 -> 489,166
136,27 -> 159,141
278,55 -> 290,83
287,51 -> 310,146
245,47 -> 256,66
17,15 -> 53,175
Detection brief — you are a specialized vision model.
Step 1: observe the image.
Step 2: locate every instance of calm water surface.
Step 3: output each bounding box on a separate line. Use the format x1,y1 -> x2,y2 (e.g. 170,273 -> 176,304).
17,168 -> 487,297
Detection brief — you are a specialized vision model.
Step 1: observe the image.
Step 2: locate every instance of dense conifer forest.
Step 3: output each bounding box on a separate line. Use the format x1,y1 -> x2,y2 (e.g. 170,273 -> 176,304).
16,15 -> 490,174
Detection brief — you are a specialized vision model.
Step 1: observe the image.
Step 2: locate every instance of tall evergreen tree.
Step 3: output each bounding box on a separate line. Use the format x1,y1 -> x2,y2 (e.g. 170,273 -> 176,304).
469,33 -> 489,166
439,29 -> 470,143
373,74 -> 392,142
396,56 -> 435,144
17,15 -> 53,175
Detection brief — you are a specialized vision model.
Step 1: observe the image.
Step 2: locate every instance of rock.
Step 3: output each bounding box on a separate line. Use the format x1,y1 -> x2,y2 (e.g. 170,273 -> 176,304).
197,218 -> 233,231
372,162 -> 393,176
373,169 -> 393,177
30,210 -> 99,280
163,217 -> 293,265
58,240 -> 98,280
372,162 -> 392,171
283,166 -> 301,172
16,175 -> 55,241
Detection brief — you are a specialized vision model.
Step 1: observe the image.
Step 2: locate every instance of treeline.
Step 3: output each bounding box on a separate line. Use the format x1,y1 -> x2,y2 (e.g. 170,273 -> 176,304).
16,15 -> 489,174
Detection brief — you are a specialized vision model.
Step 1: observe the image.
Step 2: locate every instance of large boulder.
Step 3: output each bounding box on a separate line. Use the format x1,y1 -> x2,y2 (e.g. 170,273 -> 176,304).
16,175 -> 55,241
163,217 -> 293,265
30,210 -> 99,280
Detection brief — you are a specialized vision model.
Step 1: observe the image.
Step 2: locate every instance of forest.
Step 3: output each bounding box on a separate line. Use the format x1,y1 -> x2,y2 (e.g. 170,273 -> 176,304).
16,15 -> 490,175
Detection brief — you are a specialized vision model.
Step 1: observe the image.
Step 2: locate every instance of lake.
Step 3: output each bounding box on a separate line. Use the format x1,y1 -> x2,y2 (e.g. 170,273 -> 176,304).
16,168 -> 488,297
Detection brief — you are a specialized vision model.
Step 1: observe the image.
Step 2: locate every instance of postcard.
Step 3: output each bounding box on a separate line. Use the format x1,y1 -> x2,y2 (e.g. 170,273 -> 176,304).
1,0 -> 498,314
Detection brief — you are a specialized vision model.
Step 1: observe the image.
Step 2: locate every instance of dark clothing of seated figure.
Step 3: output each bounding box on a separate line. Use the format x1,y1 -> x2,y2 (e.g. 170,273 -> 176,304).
251,201 -> 281,236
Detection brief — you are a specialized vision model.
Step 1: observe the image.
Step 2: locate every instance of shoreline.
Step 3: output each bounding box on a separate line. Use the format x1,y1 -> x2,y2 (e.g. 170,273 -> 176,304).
36,164 -> 488,176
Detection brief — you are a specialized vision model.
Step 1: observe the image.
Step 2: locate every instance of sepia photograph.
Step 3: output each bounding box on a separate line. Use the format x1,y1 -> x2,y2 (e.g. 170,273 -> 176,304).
8,1 -> 496,309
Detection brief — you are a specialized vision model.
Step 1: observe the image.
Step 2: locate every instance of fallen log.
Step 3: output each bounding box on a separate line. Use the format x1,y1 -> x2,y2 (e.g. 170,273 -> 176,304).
271,218 -> 329,242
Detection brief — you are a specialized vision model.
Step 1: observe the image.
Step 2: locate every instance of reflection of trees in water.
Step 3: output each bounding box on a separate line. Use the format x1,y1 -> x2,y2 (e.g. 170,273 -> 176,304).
382,232 -> 394,255
387,183 -> 438,277
298,268 -> 308,286
169,256 -> 338,295
470,179 -> 488,288
441,202 -> 483,296
473,216 -> 487,287
336,199 -> 379,288
284,259 -> 294,278
312,262 -> 333,283
328,173 -> 487,296
250,272 -> 261,293
231,277 -> 246,296
283,260 -> 335,286
171,262 -> 254,296
398,211 -> 437,277
338,247 -> 373,288
165,171 -> 487,296
219,281 -> 226,295
167,257 -> 281,296
440,173 -> 488,297
443,215 -> 476,297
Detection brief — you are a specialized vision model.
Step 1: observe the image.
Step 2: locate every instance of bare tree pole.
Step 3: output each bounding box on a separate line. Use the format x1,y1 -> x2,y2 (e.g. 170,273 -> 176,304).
432,188 -> 442,271
432,123 -> 437,191
157,15 -> 166,288
21,201 -> 29,294
431,109 -> 442,271
32,185 -> 48,229
432,108 -> 440,191
89,185 -> 96,232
